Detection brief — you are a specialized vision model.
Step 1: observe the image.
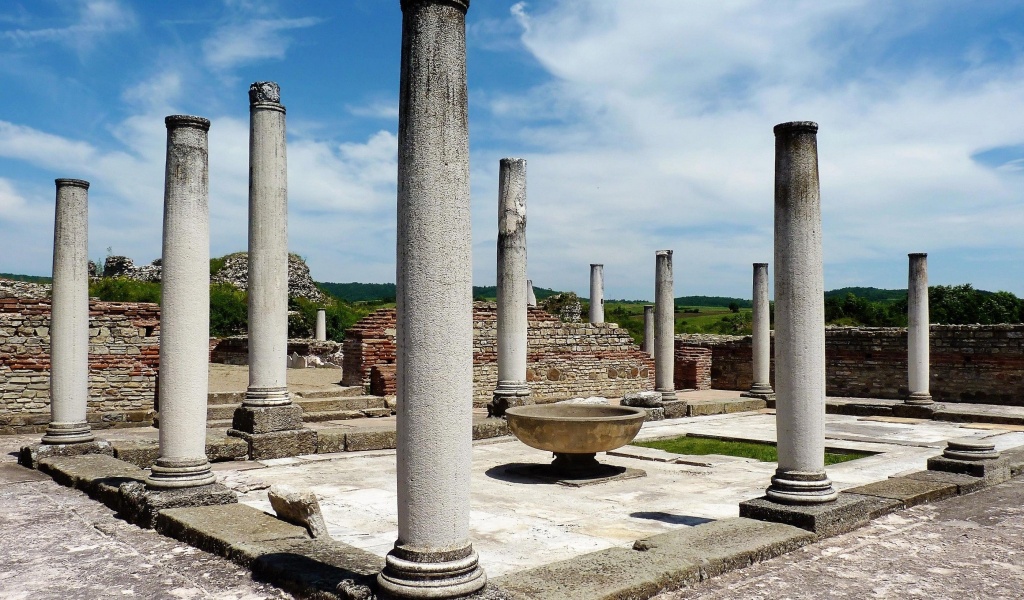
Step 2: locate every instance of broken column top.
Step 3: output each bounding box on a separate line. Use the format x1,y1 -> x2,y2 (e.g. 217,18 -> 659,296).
165,115 -> 210,131
909,252 -> 927,258
249,81 -> 282,106
402,0 -> 469,11
656,249 -> 672,257
754,262 -> 768,268
55,178 -> 89,189
774,121 -> 818,135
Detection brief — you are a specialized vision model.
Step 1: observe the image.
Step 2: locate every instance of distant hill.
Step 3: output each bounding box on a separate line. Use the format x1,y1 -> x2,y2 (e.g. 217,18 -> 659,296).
317,282 -> 562,303
1,273 -> 51,284
824,287 -> 906,303
675,295 -> 751,309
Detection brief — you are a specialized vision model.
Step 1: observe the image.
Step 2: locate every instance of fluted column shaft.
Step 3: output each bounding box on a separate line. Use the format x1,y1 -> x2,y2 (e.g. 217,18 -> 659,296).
768,121 -> 836,504
381,0 -> 486,597
147,115 -> 215,490
43,179 -> 94,444
654,251 -> 676,400
907,253 -> 932,404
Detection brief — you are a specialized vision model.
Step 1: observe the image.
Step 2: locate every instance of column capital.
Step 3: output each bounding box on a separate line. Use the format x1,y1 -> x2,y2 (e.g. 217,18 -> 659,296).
909,252 -> 927,259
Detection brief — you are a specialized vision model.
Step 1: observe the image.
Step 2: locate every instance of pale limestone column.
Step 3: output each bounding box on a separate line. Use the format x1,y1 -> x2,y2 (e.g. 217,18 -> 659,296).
747,263 -> 775,398
43,179 -> 94,444
767,121 -> 837,504
655,251 -> 676,401
380,0 -> 486,597
906,253 -> 932,404
643,304 -> 655,357
526,279 -> 537,307
492,158 -> 530,414
589,264 -> 604,324
147,115 -> 215,490
245,81 -> 291,407
315,309 -> 327,341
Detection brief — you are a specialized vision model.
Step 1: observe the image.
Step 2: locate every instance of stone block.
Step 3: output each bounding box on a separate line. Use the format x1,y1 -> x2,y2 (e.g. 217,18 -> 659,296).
238,537 -> 382,596
661,400 -> 687,419
892,403 -> 938,419
19,439 -> 113,469
229,428 -> 318,461
121,481 -> 237,529
472,418 -> 510,440
903,469 -> 988,495
621,391 -> 662,408
268,484 -> 330,538
156,503 -> 308,558
316,430 -> 346,453
206,432 -> 250,462
37,453 -> 145,493
844,476 -> 957,508
111,439 -> 159,468
739,492 -> 900,537
642,407 -> 665,422
926,455 -> 1011,482
231,404 -> 304,434
345,428 -> 396,452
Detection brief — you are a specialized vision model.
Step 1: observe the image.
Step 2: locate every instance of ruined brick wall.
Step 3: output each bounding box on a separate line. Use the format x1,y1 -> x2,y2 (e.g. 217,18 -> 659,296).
210,336 -> 343,366
678,325 -> 1024,405
1,298 -> 160,433
674,343 -> 712,390
345,303 -> 655,406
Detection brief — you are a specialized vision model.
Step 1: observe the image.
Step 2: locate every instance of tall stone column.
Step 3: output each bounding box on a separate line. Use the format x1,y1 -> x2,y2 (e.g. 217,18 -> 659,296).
490,157 -> 530,417
744,263 -> 775,399
379,0 -> 486,597
643,305 -> 655,357
526,279 -> 537,307
766,121 -> 837,504
229,82 -> 315,460
315,309 -> 327,341
147,115 -> 216,490
654,251 -> 676,401
906,253 -> 932,405
589,264 -> 604,324
43,179 -> 95,445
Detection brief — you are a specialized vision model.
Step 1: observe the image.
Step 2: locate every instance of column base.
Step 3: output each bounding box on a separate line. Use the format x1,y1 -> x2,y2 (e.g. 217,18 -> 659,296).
121,480 -> 236,529
378,543 -> 486,599
942,439 -> 999,461
227,428 -> 317,460
742,383 -> 775,401
244,386 -> 292,407
904,392 -> 933,405
656,388 -> 677,402
18,439 -> 112,469
41,421 -> 95,445
765,469 -> 838,505
146,457 -> 216,490
232,403 -> 304,434
488,382 -> 531,417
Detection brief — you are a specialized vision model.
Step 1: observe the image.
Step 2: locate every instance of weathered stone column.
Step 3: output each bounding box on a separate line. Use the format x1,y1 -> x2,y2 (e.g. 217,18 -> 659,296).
147,115 -> 216,490
229,82 -> 315,461
744,263 -> 775,399
490,157 -> 530,417
766,121 -> 836,504
379,0 -> 486,597
526,279 -> 537,307
44,179 -> 95,445
906,253 -> 932,405
315,309 -> 327,341
643,304 -> 655,357
654,251 -> 676,401
589,264 -> 604,324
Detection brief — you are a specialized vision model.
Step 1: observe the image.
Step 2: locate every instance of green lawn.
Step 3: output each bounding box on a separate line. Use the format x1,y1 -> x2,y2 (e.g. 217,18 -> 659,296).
633,436 -> 870,466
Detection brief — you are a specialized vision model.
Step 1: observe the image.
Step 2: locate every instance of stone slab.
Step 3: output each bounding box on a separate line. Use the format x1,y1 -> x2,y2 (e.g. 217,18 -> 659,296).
504,463 -> 646,487
121,481 -> 238,529
0,462 -> 50,484
37,453 -> 146,493
686,397 -> 766,416
845,476 -> 957,508
495,517 -> 812,600
156,503 -> 309,558
473,417 -> 510,440
661,400 -> 687,419
345,428 -> 396,452
231,404 -> 304,434
891,403 -> 939,419
607,445 -> 685,463
826,401 -> 895,417
641,407 -> 665,421
18,440 -> 113,469
316,429 -> 346,453
927,455 -> 1011,482
903,469 -> 989,495
239,537 -> 383,598
1000,445 -> 1024,476
112,433 -> 249,468
739,492 -> 901,537
228,428 -> 317,460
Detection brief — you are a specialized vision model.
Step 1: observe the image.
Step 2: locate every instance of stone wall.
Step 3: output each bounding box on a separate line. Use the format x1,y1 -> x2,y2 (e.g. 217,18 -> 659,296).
210,336 -> 343,367
677,325 -> 1024,405
345,303 -> 655,406
674,343 -> 712,390
1,298 -> 160,433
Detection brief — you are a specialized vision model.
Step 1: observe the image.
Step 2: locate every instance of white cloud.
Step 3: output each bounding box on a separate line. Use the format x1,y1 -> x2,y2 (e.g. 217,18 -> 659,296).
202,16 -> 320,70
2,0 -> 136,52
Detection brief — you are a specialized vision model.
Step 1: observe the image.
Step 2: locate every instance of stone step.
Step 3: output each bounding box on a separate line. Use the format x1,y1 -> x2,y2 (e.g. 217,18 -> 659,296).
205,396 -> 386,421
295,387 -> 365,399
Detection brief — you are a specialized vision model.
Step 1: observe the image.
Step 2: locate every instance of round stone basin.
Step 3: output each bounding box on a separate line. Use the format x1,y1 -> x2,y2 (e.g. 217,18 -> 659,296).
505,404 -> 647,455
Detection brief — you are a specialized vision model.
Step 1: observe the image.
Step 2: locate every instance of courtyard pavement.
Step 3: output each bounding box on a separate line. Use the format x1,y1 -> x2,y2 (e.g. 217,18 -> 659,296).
1,387 -> 1023,598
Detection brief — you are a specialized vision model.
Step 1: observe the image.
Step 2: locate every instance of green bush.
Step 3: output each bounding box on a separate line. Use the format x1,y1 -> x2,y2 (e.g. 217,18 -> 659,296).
209,283 -> 248,337
289,296 -> 380,341
89,277 -> 161,303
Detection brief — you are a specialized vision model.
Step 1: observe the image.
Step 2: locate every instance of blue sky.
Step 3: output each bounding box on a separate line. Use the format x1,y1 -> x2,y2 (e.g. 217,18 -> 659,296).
2,1 -> 1023,301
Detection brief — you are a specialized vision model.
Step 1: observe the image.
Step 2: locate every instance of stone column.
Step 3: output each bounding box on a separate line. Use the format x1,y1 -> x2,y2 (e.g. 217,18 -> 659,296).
379,0 -> 486,597
490,157 -> 530,417
147,115 -> 216,490
745,263 -> 775,399
526,279 -> 537,307
643,304 -> 655,357
589,264 -> 604,324
315,309 -> 327,341
766,121 -> 837,504
43,179 -> 95,445
906,253 -> 932,404
654,251 -> 676,401
229,82 -> 315,461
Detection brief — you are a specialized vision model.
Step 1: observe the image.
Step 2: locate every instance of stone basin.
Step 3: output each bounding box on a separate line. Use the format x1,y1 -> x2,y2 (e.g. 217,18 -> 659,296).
505,404 -> 647,454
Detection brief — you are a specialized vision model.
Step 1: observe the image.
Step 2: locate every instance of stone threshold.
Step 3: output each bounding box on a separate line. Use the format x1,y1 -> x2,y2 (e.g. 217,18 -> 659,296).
22,445 -> 1024,599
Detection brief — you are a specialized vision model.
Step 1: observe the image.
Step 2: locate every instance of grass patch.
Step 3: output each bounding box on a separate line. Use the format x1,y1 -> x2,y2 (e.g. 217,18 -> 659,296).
633,435 -> 870,466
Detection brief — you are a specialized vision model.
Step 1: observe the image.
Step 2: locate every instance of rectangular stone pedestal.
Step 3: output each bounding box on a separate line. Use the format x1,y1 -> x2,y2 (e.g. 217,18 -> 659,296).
19,440 -> 113,469
927,455 -> 1011,482
739,493 -> 899,537
231,404 -> 304,434
228,428 -> 317,460
120,480 -> 237,529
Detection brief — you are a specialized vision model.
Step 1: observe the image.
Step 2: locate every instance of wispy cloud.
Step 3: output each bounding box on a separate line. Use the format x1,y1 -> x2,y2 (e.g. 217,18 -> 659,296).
202,16 -> 320,70
346,99 -> 399,120
2,0 -> 135,52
